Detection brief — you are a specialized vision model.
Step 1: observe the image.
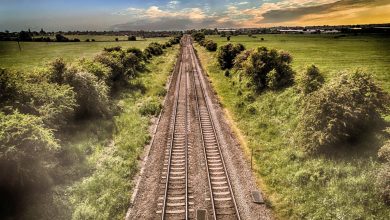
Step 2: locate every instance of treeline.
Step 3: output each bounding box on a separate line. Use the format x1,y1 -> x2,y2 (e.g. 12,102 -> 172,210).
192,32 -> 217,52
0,29 -> 184,41
0,35 -> 181,218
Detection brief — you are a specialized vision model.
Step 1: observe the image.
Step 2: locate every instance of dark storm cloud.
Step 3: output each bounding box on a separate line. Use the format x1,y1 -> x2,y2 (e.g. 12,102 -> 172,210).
260,0 -> 389,23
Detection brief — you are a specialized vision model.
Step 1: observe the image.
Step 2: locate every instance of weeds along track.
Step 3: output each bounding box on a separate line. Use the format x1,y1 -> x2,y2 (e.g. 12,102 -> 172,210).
156,35 -> 240,220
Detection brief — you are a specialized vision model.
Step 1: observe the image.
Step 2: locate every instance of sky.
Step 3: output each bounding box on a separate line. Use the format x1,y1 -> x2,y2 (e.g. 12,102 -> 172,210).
1,0 -> 390,31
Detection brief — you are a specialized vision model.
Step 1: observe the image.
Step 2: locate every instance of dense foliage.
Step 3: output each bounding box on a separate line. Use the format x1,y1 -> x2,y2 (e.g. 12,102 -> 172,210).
192,32 -> 205,43
217,43 -> 245,69
297,71 -> 389,153
199,39 -> 217,52
235,46 -> 295,91
299,65 -> 324,94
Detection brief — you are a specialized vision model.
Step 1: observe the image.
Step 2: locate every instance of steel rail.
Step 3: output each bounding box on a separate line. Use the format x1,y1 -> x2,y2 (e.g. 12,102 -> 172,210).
161,37 -> 189,219
188,41 -> 241,220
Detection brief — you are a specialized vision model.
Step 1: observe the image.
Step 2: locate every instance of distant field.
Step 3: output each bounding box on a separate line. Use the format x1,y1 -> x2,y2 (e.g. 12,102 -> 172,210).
0,36 -> 168,71
207,34 -> 390,91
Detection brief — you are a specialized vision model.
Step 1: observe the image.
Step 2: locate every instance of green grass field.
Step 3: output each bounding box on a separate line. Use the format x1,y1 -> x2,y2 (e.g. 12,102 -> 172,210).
0,36 -> 168,71
196,34 -> 390,219
207,34 -> 390,91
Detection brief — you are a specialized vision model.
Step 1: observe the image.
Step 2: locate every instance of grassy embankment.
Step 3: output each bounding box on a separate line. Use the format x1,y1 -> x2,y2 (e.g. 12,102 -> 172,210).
0,36 -> 167,71
196,34 -> 390,219
1,38 -> 179,219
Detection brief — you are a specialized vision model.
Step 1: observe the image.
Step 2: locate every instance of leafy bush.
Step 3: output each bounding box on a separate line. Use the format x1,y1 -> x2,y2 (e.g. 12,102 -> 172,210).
0,69 -> 17,106
49,58 -> 67,84
126,47 -> 145,61
128,36 -> 136,41
217,43 -> 245,69
297,71 -> 389,153
203,39 -> 217,51
0,111 -> 59,189
17,81 -> 77,128
300,65 -> 325,94
378,141 -> 390,162
95,48 -> 143,86
64,69 -> 110,118
55,34 -> 69,42
47,59 -> 110,118
376,163 -> 390,205
238,47 -> 294,91
77,58 -> 110,81
192,32 -> 205,42
103,46 -> 121,52
144,42 -> 164,57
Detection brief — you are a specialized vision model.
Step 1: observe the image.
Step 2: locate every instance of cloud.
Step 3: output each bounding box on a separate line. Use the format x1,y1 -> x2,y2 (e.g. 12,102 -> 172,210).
168,1 -> 180,9
259,0 -> 388,23
111,0 -> 390,30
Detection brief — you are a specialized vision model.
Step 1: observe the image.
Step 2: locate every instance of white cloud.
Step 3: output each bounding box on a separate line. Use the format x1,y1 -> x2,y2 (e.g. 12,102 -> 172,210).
168,1 -> 180,9
115,5 -> 208,22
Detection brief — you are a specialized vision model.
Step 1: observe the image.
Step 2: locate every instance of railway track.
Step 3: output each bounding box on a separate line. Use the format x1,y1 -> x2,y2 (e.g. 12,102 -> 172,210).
157,36 -> 240,220
158,36 -> 192,219
189,41 -> 241,220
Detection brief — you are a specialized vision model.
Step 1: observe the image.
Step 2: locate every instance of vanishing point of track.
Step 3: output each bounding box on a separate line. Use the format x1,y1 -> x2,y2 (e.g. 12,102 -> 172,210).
158,35 -> 241,220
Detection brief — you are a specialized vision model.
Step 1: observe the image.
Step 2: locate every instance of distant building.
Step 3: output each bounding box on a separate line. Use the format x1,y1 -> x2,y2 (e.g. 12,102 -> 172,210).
217,28 -> 236,32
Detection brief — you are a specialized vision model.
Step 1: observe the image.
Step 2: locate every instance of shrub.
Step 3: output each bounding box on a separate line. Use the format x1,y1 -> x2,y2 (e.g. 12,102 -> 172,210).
48,59 -> 110,118
239,47 -> 294,91
17,81 -> 77,128
0,111 -> 59,189
77,58 -> 110,81
95,48 -> 143,86
378,141 -> 390,162
297,71 -> 389,153
104,46 -> 122,52
115,38 -> 118,41
217,43 -> 245,69
144,42 -> 163,58
192,32 -> 205,42
49,58 -> 67,84
0,69 -> 17,105
55,34 -> 69,42
128,36 -> 136,41
204,39 -> 217,51
376,163 -> 390,204
300,65 -> 325,94
64,69 -> 110,118
126,47 -> 145,63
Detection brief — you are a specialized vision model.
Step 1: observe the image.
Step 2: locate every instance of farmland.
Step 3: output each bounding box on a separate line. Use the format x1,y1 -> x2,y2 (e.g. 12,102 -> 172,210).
207,34 -> 390,91
0,36 -> 168,71
195,34 -> 390,219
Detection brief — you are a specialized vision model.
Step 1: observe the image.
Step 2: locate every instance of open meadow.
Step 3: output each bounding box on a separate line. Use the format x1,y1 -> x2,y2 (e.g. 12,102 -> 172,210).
207,34 -> 390,91
196,33 -> 390,219
0,36 -> 168,71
